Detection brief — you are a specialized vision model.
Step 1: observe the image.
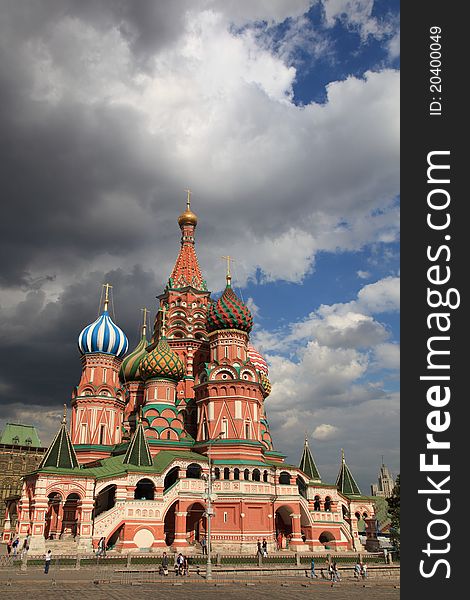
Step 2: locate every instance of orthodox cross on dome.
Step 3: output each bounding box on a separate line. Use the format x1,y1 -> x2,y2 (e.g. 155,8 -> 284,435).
341,448 -> 345,463
222,255 -> 234,286
62,404 -> 67,425
103,282 -> 112,311
141,307 -> 148,337
158,304 -> 168,337
184,188 -> 192,211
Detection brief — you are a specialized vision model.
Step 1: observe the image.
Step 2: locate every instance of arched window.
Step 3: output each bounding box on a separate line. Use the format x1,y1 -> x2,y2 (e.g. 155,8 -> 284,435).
279,471 -> 291,485
324,496 -> 332,511
234,468 -> 240,481
263,470 -> 268,482
224,467 -> 230,480
314,496 -> 321,511
252,469 -> 261,482
164,467 -> 179,491
244,469 -> 250,481
186,463 -> 202,479
213,467 -> 220,480
134,478 -> 155,500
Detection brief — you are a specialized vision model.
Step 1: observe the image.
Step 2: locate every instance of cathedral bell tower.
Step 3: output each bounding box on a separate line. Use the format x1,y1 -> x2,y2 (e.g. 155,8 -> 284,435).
148,192 -> 211,438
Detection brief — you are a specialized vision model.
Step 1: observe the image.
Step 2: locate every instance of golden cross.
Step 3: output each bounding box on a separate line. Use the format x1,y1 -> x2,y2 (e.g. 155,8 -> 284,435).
103,283 -> 113,311
158,303 -> 168,337
221,256 -> 234,285
141,307 -> 148,337
184,188 -> 192,211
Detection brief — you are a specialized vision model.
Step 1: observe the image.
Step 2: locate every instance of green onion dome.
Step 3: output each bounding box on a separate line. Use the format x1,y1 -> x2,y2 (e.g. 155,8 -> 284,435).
207,283 -> 253,333
119,333 -> 148,383
260,373 -> 272,398
140,338 -> 185,381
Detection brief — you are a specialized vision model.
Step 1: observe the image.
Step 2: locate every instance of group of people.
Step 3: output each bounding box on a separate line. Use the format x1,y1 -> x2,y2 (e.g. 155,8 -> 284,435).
354,561 -> 368,579
6,536 -> 30,559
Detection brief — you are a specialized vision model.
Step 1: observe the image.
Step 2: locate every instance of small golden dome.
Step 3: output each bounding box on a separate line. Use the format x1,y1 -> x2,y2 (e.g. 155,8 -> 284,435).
178,189 -> 198,227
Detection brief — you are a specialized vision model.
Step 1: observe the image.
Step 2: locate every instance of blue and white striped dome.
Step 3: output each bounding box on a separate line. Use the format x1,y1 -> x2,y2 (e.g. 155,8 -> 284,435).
78,309 -> 128,358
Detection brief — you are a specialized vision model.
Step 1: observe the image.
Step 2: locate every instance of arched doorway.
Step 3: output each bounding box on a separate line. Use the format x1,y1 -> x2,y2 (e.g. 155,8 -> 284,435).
164,502 -> 177,546
45,493 -> 62,539
186,502 -> 206,543
94,484 -> 116,518
319,530 -> 336,549
61,493 -> 80,538
134,478 -> 155,500
164,466 -> 180,491
275,506 -> 293,539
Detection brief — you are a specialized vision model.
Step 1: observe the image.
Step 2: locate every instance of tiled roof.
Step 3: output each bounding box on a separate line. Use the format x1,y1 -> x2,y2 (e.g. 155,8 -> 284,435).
0,423 -> 42,447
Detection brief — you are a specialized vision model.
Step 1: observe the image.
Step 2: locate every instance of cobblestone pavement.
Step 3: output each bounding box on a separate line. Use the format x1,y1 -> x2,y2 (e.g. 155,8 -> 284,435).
0,582 -> 400,600
0,575 -> 400,600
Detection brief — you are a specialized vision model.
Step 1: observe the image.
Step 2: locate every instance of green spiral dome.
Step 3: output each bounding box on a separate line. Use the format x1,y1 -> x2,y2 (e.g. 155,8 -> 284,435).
119,334 -> 148,382
140,338 -> 185,381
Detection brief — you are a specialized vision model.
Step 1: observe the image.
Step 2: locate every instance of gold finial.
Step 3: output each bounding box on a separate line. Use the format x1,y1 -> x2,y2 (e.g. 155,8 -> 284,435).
103,283 -> 112,311
341,448 -> 345,464
62,404 -> 67,425
222,256 -> 234,286
158,303 -> 168,338
138,405 -> 143,423
141,308 -> 148,338
304,431 -> 309,445
178,190 -> 198,228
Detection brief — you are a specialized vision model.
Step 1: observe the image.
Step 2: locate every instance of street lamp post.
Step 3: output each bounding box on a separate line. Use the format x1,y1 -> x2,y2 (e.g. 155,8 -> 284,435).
204,433 -> 222,580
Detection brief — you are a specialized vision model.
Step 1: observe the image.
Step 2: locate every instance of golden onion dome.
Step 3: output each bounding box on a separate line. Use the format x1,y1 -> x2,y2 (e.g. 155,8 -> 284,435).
178,190 -> 198,227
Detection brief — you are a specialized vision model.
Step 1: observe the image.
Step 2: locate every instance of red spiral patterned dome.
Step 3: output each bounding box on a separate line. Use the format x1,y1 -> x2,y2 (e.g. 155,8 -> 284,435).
207,284 -> 253,333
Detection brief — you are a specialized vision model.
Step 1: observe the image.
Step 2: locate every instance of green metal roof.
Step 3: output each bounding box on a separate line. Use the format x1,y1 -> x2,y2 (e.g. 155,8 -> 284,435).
0,423 -> 42,447
123,422 -> 153,467
299,438 -> 321,481
336,451 -> 361,496
32,449 -> 209,480
38,421 -> 78,470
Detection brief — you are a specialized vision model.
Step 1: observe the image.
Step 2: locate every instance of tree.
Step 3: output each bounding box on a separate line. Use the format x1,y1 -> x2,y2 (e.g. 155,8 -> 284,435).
386,474 -> 400,553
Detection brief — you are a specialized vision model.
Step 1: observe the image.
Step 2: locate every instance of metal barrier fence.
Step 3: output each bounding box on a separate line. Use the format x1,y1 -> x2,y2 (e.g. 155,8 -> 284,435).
0,550 -> 395,572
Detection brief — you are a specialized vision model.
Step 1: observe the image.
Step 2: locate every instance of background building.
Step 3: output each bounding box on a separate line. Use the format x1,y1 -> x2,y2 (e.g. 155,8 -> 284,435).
0,424 -> 47,538
371,461 -> 395,498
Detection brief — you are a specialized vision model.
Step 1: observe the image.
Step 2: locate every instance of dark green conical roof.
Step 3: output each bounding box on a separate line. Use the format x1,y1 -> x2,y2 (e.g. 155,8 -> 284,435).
39,408 -> 78,470
299,437 -> 321,481
336,449 -> 361,496
123,421 -> 153,467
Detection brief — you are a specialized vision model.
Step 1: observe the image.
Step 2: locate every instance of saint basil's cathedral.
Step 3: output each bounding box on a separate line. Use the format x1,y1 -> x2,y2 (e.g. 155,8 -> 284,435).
6,199 -> 378,554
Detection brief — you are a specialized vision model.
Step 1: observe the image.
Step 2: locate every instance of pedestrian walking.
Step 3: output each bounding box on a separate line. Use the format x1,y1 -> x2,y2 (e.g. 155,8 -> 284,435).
183,555 -> 190,576
12,537 -> 19,557
44,550 -> 52,574
176,552 -> 184,576
6,539 -> 12,556
200,536 -> 207,555
276,532 -> 283,550
257,540 -> 262,556
20,537 -> 29,559
160,551 -> 169,576
310,557 -> 317,578
262,538 -> 268,557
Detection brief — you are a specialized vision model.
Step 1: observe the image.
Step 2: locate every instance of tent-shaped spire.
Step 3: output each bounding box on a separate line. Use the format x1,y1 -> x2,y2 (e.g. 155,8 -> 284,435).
336,449 -> 361,495
39,405 -> 79,470
123,420 -> 153,467
299,435 -> 321,481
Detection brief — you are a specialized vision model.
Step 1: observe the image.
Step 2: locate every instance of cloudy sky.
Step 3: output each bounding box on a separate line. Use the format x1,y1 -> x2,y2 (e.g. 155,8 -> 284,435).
0,0 -> 399,492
